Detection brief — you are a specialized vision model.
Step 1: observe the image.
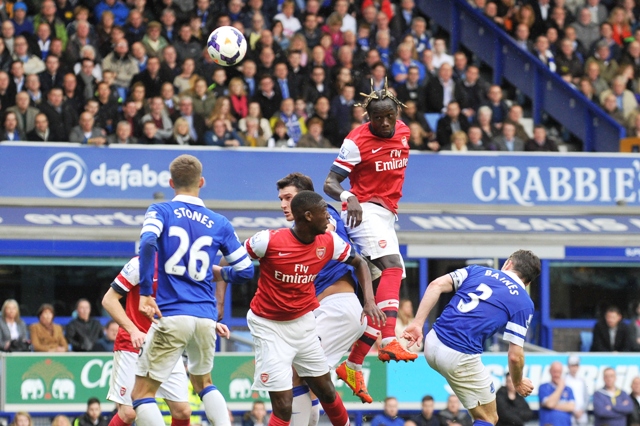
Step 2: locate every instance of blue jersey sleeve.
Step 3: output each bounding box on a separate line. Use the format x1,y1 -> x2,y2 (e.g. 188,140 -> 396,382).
219,220 -> 254,284
503,308 -> 533,347
139,204 -> 164,296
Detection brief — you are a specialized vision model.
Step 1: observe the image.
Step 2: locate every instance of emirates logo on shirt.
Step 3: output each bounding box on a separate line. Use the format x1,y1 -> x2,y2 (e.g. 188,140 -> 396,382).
379,240 -> 387,248
260,373 -> 269,383
316,247 -> 326,259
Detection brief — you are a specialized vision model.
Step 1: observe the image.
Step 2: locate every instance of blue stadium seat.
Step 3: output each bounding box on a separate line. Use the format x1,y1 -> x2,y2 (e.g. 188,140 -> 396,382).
424,113 -> 442,132
580,331 -> 593,352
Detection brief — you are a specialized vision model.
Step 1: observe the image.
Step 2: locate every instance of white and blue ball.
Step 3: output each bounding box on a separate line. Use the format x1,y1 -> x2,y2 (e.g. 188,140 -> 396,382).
207,26 -> 248,67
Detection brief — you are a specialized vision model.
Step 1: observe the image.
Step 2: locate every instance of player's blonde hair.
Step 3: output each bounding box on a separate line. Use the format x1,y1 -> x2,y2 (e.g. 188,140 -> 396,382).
170,155 -> 202,189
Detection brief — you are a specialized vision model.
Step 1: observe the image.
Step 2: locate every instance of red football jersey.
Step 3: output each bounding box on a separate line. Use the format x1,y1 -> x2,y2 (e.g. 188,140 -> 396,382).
246,228 -> 354,321
332,120 -> 411,214
111,256 -> 158,353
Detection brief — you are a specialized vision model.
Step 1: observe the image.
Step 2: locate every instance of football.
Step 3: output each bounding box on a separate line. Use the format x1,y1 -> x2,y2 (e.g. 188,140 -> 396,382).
207,26 -> 248,67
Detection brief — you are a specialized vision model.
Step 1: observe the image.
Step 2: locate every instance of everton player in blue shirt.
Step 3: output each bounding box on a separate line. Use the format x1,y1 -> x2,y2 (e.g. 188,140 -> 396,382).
403,250 -> 540,426
131,154 -> 254,426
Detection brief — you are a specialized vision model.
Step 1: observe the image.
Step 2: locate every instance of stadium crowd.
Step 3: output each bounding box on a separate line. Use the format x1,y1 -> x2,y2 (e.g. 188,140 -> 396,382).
0,0 -> 617,151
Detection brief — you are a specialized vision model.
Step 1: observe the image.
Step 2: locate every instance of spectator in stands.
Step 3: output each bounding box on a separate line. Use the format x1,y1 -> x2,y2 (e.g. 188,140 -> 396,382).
95,0 -> 128,27
436,101 -> 470,146
107,121 -> 137,144
253,74 -> 282,123
602,92 -> 626,125
432,38 -> 454,69
455,65 -> 487,119
0,299 -> 29,352
174,25 -> 201,63
572,8 -> 601,52
39,55 -> 63,96
7,92 -> 38,134
26,113 -> 51,142
13,36 -> 45,75
25,75 -> 44,107
102,39 -> 139,91
557,38 -> 585,84
371,397 -> 404,426
239,116 -> 268,147
30,303 -> 67,352
11,411 -> 32,426
0,111 -> 24,141
412,395 -> 438,426
442,130 -> 469,152
73,397 -> 109,426
166,117 -> 197,145
270,97 -> 306,144
310,96 -> 339,146
466,126 -> 486,151
0,38 -> 12,74
39,87 -> 78,141
592,306 -> 633,351
65,20 -> 96,66
205,117 -> 243,147
593,367 -> 633,426
303,65 -> 331,106
496,372 -> 533,426
242,400 -> 269,426
483,85 -> 510,127
138,120 -> 162,144
475,105 -> 500,145
130,56 -> 166,100
504,104 -> 530,141
600,75 -> 638,120
564,355 -> 589,426
33,0 -> 68,50
424,62 -> 454,113
142,22 -> 168,58
584,60 -> 610,97
629,376 -> 640,426
51,415 -> 72,426
92,320 -> 118,352
587,40 -> 620,84
160,81 -> 180,115
524,125 -> 559,151
493,122 -> 525,151
65,299 -> 103,352
396,66 -> 426,112
297,116 -> 331,148
239,101 -> 273,140
11,3 -> 33,37
69,111 -> 107,145
141,96 -> 173,141
533,35 -> 557,72
609,7 -> 632,46
438,395 -> 472,426
169,96 -> 205,144
539,361 -> 575,426
330,83 -> 356,142
392,43 -> 426,85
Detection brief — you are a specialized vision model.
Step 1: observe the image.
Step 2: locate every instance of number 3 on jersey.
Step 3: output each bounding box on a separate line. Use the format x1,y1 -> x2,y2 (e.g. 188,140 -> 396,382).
457,283 -> 493,313
165,226 -> 213,281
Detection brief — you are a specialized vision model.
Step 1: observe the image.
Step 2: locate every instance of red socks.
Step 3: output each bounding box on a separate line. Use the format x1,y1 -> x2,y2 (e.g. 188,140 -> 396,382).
269,414 -> 290,426
320,393 -> 350,426
108,415 -> 131,426
171,419 -> 190,426
375,267 -> 403,339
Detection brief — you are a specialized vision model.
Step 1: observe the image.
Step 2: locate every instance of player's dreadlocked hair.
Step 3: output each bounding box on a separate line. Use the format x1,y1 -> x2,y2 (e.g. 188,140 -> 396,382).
356,77 -> 407,112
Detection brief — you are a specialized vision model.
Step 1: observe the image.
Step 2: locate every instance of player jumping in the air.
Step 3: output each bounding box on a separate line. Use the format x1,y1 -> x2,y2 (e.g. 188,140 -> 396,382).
245,190 -> 382,426
403,250 -> 539,426
324,78 -> 416,403
102,256 -> 232,426
276,173 -> 385,414
131,154 -> 254,426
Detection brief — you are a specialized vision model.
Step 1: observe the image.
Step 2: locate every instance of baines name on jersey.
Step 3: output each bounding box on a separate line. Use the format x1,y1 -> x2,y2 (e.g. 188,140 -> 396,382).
274,264 -> 318,284
173,207 -> 214,228
485,270 -> 520,295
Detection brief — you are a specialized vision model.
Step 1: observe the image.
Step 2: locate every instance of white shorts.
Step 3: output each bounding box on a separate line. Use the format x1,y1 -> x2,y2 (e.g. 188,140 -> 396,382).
137,315 -> 217,383
424,330 -> 495,410
107,350 -> 189,404
247,309 -> 329,392
342,202 -> 405,275
315,293 -> 366,368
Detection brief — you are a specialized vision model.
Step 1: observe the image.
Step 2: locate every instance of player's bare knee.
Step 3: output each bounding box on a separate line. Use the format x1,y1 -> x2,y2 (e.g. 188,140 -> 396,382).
270,393 -> 293,420
119,405 -> 137,423
168,402 -> 191,420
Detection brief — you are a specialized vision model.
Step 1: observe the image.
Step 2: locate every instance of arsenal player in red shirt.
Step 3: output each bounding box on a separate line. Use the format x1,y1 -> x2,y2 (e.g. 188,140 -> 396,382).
245,190 -> 383,426
324,80 -> 417,403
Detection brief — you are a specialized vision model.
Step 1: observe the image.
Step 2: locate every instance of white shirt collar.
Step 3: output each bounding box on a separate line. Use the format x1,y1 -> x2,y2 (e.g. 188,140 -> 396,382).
504,270 -> 526,289
172,194 -> 205,206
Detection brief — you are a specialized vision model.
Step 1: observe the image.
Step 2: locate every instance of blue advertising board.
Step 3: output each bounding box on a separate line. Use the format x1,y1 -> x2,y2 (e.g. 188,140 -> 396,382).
387,353 -> 640,409
3,144 -> 640,206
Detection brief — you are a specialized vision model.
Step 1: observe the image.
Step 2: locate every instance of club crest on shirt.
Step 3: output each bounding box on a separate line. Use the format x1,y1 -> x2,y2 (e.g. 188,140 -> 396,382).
401,136 -> 408,147
120,386 -> 126,396
316,247 -> 326,259
260,373 -> 269,383
378,240 -> 387,248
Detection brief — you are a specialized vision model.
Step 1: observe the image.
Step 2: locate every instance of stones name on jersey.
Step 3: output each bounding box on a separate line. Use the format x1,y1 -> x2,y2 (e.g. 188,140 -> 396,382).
173,207 -> 215,228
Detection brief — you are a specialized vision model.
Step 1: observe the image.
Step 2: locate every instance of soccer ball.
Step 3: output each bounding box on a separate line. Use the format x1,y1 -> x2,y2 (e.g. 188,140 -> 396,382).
207,26 -> 247,67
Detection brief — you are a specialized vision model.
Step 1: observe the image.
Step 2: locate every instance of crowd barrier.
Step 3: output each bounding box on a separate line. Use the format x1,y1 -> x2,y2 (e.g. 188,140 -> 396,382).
3,352 -> 639,413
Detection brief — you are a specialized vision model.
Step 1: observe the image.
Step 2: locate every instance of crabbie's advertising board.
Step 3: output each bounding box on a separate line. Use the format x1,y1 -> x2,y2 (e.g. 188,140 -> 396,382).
3,143 -> 640,207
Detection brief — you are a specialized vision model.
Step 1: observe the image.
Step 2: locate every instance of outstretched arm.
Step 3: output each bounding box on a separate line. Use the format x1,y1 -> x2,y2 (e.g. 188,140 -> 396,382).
324,171 -> 362,228
402,274 -> 454,348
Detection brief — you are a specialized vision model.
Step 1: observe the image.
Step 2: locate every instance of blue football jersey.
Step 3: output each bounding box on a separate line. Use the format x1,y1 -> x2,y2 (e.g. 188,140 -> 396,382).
139,195 -> 253,320
433,265 -> 534,354
314,204 -> 358,296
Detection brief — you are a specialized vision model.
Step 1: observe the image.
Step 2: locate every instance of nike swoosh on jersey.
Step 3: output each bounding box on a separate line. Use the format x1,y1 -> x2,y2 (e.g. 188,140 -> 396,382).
372,147 -> 382,153
278,252 -> 292,256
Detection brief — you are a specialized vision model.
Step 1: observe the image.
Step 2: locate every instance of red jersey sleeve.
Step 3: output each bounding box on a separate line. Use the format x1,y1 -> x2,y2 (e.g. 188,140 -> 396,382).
113,257 -> 140,293
245,230 -> 271,259
332,138 -> 361,177
330,231 -> 354,263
